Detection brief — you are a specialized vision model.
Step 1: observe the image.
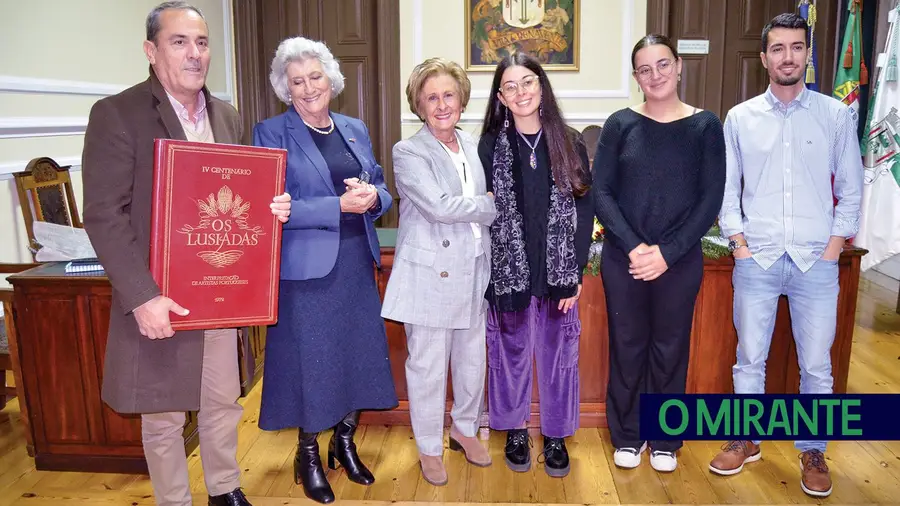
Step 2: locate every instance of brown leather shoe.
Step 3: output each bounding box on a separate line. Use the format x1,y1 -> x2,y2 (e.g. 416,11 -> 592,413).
419,454 -> 448,486
709,440 -> 761,475
799,449 -> 832,497
449,425 -> 492,467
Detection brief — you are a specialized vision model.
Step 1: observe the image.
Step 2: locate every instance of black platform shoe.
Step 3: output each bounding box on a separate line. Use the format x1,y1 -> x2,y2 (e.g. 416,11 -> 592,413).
504,428 -> 532,472
540,436 -> 570,477
208,487 -> 251,506
295,430 -> 335,504
328,411 -> 375,485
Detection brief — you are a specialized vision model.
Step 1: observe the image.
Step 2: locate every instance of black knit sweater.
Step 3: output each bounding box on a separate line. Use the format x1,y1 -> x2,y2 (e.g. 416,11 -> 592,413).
591,108 -> 726,266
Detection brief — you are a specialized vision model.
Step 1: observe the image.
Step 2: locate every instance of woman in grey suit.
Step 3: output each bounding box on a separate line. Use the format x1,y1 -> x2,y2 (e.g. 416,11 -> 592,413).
381,57 -> 497,486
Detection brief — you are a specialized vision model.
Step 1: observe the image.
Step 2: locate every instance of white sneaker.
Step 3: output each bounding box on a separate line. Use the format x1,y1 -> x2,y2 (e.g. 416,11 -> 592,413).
614,441 -> 647,468
650,450 -> 677,472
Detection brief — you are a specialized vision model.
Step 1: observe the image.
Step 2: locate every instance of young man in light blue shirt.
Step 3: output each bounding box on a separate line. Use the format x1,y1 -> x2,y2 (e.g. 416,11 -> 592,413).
710,12 -> 863,498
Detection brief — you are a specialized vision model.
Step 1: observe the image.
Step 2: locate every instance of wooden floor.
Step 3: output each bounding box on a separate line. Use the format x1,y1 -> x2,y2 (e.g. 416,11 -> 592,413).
1,274 -> 899,506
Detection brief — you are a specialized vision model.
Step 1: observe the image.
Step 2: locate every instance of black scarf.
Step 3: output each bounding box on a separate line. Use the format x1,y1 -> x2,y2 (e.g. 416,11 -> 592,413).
489,122 -> 579,311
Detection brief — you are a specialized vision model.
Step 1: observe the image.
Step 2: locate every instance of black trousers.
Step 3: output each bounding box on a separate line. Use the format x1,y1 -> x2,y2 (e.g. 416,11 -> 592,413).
601,241 -> 703,453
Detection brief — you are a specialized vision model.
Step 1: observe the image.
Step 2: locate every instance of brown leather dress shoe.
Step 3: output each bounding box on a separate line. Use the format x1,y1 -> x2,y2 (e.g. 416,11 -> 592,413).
799,449 -> 832,497
709,440 -> 761,475
448,425 -> 492,467
419,454 -> 448,486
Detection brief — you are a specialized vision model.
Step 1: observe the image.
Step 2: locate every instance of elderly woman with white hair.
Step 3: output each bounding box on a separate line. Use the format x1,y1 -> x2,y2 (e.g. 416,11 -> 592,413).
252,36 -> 398,504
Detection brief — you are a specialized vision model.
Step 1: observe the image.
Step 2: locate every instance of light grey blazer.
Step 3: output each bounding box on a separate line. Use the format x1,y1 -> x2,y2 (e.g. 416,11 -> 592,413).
381,126 -> 496,329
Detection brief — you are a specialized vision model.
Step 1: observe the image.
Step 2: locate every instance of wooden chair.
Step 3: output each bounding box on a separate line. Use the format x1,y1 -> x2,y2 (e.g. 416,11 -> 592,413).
581,124 -> 603,164
13,157 -> 82,259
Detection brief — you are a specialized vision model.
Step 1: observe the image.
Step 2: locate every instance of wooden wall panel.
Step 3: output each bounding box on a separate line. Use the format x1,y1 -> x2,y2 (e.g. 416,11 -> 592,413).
679,56 -> 708,109
336,0 -> 367,42
735,52 -> 766,106
741,0 -> 770,38
678,0 -> 710,38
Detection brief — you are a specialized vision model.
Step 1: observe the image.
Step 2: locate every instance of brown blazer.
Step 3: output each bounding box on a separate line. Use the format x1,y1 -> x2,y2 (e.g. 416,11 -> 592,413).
82,68 -> 243,414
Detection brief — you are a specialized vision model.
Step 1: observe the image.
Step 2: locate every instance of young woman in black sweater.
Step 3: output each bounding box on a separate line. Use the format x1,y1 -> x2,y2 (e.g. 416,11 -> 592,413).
477,53 -> 593,478
592,35 -> 726,472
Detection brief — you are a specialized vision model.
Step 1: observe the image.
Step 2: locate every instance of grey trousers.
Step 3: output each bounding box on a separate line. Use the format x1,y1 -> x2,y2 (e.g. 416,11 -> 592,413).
141,328 -> 244,506
404,317 -> 487,456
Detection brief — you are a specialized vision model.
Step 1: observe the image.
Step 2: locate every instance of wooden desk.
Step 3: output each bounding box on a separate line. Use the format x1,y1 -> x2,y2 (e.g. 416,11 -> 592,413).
6,262 -> 265,473
6,245 -> 865,473
365,245 -> 866,428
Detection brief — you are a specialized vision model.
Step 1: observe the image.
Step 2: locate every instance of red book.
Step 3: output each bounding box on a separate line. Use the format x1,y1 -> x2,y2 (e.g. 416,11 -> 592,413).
150,139 -> 287,330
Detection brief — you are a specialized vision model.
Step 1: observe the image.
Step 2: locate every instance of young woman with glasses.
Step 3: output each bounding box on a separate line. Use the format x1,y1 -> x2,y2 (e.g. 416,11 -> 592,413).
591,34 -> 726,472
477,53 -> 594,478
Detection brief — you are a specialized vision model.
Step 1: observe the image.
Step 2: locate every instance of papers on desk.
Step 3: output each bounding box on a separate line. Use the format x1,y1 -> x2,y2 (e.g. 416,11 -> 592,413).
33,222 -> 96,262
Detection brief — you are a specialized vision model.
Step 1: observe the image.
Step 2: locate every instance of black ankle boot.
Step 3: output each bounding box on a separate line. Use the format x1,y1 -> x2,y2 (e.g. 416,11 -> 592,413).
328,411 -> 375,485
541,436 -> 570,477
504,428 -> 532,472
295,430 -> 335,504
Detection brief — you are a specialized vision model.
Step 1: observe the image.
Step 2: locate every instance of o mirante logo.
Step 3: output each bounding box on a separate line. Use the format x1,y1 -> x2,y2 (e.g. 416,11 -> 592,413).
639,394 -> 900,441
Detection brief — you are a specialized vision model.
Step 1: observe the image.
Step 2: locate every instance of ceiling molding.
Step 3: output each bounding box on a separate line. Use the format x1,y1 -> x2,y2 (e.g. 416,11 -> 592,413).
0,117 -> 88,139
0,76 -> 231,103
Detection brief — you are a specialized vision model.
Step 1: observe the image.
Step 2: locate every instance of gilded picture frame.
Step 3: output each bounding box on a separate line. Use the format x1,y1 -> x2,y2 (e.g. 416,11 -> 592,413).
465,0 -> 580,71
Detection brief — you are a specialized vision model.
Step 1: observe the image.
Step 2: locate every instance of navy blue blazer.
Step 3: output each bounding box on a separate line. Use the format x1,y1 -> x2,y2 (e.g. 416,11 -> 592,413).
252,108 -> 392,281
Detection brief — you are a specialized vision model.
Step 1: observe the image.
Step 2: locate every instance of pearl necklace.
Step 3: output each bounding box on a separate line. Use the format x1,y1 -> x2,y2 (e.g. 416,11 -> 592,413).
303,117 -> 335,135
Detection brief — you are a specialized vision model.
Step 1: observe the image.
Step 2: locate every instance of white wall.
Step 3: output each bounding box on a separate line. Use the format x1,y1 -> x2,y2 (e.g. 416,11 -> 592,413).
398,0 -> 647,139
0,0 -> 235,264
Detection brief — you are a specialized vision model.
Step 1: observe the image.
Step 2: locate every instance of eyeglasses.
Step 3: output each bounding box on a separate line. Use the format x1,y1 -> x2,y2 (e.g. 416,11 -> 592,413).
500,75 -> 540,97
634,59 -> 675,81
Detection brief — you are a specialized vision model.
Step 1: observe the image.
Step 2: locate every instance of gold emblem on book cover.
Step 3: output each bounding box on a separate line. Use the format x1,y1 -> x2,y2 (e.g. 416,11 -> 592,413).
177,185 -> 265,268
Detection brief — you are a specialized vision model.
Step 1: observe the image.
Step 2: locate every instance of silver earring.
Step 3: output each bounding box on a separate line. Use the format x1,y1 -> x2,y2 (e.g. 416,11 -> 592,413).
540,103 -> 543,117
677,74 -> 682,82
504,107 -> 509,128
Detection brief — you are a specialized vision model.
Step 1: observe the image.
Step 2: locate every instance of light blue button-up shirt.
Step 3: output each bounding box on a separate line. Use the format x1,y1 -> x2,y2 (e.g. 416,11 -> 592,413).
718,85 -> 864,272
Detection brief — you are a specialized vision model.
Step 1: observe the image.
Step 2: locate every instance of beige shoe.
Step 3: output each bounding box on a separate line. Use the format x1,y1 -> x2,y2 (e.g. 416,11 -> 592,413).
419,454 -> 448,486
709,440 -> 761,475
449,425 -> 492,467
799,450 -> 832,497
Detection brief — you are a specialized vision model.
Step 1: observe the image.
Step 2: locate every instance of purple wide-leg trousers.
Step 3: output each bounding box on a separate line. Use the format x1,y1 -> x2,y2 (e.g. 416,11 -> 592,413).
486,296 -> 581,438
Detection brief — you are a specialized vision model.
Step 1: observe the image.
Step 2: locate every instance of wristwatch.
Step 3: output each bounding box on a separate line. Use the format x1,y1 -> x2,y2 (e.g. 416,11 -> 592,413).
728,238 -> 748,252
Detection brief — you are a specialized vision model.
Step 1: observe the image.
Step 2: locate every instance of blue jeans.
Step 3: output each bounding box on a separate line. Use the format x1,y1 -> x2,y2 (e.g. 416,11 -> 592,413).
731,253 -> 839,453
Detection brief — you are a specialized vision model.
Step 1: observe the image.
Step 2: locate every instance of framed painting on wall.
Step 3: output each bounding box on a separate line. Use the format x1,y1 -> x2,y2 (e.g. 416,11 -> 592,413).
465,0 -> 580,71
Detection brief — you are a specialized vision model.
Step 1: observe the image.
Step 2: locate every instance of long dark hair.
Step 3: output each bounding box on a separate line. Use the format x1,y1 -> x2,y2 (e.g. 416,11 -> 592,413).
480,53 -> 589,197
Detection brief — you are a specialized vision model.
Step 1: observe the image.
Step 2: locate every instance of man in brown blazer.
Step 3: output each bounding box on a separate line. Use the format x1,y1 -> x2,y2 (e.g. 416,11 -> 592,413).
81,3 -> 290,506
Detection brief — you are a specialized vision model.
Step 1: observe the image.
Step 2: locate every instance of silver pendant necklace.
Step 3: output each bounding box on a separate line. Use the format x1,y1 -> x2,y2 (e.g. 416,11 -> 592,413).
517,129 -> 543,169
